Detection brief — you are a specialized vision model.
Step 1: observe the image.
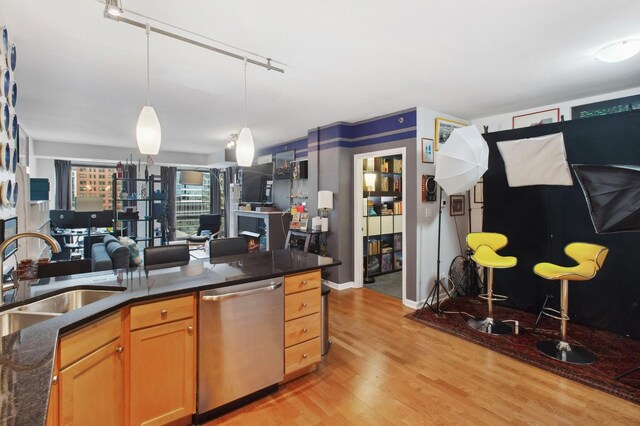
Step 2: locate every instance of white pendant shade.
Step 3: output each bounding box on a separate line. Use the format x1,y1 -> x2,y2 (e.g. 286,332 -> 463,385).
595,39 -> 640,63
136,105 -> 161,155
236,127 -> 255,166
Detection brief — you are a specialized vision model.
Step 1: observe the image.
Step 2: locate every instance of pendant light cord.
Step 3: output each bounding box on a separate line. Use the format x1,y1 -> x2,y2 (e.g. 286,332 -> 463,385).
243,56 -> 248,128
146,23 -> 150,106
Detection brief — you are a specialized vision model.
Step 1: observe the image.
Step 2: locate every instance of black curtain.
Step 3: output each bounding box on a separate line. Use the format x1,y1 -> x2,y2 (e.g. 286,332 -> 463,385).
54,160 -> 72,210
211,169 -> 221,214
161,166 -> 177,241
483,110 -> 640,339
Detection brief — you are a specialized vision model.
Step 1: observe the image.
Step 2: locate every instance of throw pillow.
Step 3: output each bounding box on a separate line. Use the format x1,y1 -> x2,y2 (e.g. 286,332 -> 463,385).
118,236 -> 143,266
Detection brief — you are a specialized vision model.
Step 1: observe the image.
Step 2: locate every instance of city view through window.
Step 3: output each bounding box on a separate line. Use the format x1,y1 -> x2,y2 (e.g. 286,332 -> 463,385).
175,170 -> 216,237
71,165 -> 121,210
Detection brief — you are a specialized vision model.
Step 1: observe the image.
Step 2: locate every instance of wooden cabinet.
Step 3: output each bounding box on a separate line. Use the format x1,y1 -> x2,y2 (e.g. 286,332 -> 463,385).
129,295 -> 196,425
55,312 -> 124,426
283,271 -> 322,379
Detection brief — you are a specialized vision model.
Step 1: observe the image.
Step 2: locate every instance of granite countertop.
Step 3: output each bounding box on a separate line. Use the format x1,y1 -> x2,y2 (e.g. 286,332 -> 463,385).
0,249 -> 339,426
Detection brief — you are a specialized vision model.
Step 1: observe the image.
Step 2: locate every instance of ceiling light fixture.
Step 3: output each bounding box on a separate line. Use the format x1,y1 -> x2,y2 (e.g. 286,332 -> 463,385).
236,57 -> 255,167
595,38 -> 640,63
104,0 -> 123,17
136,24 -> 161,155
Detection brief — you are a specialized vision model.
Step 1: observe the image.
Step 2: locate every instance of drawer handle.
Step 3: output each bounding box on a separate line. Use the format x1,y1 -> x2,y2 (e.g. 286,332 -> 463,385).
187,326 -> 194,332
302,328 -> 308,333
302,280 -> 308,286
302,353 -> 308,359
52,375 -> 58,385
161,309 -> 168,317
302,302 -> 308,308
116,346 -> 124,353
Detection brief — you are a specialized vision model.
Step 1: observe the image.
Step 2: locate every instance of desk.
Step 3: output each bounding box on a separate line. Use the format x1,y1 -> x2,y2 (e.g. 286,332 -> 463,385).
51,228 -> 111,259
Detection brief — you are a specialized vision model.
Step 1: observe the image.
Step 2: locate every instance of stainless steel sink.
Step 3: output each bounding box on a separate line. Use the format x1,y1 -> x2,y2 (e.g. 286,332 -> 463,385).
0,311 -> 59,337
16,289 -> 123,314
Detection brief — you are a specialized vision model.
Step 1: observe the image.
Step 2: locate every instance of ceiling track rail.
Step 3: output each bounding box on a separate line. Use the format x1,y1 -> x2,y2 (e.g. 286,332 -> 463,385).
104,13 -> 285,74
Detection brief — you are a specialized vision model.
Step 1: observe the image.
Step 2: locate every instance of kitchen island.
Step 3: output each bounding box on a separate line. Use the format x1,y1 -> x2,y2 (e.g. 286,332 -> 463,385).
0,249 -> 339,425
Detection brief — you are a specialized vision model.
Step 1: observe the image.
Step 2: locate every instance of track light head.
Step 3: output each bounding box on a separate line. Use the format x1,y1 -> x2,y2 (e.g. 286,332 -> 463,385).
105,0 -> 123,17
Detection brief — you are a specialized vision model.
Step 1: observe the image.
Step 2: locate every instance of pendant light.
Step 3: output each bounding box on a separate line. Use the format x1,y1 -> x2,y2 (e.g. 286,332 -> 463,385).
136,24 -> 161,155
236,57 -> 255,167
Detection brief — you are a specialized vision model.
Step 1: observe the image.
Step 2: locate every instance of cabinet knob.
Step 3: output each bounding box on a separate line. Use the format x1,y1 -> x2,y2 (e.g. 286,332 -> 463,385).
52,375 -> 58,384
187,326 -> 193,332
302,280 -> 308,286
116,346 -> 124,353
161,309 -> 168,317
302,302 -> 308,308
302,328 -> 308,333
302,353 -> 308,359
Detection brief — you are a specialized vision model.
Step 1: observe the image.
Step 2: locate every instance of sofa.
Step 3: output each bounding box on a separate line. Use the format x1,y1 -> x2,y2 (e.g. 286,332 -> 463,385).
91,235 -> 130,271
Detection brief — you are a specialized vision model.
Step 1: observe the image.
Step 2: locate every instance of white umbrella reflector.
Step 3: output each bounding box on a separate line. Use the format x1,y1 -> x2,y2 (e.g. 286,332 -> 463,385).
435,126 -> 489,195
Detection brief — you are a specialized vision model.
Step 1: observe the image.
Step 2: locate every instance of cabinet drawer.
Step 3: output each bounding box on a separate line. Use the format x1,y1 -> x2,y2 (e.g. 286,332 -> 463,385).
130,295 -> 194,331
284,288 -> 320,321
285,337 -> 321,375
284,270 -> 321,295
285,312 -> 320,347
60,312 -> 121,369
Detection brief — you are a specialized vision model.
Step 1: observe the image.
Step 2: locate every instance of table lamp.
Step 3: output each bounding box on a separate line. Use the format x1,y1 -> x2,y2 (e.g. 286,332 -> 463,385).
318,190 -> 333,232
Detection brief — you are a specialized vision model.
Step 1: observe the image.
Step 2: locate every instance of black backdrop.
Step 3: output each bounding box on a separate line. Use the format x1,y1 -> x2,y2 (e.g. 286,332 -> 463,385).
483,110 -> 640,339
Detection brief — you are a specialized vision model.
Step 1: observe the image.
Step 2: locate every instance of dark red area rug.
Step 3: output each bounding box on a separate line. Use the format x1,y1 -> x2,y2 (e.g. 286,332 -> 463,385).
406,297 -> 640,405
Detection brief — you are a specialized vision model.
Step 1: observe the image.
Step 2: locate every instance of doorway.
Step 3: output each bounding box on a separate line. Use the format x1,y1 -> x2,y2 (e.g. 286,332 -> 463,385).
353,148 -> 406,303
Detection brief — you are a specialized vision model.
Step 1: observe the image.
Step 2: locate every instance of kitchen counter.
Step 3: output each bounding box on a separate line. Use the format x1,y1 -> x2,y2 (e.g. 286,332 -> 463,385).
0,249 -> 339,426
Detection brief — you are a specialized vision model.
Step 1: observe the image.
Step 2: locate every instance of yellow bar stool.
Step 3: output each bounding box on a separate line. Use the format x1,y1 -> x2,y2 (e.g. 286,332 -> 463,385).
467,232 -> 517,335
533,242 -> 608,365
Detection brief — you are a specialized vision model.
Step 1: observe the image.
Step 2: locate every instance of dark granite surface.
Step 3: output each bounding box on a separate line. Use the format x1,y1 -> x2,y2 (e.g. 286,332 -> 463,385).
0,249 -> 339,426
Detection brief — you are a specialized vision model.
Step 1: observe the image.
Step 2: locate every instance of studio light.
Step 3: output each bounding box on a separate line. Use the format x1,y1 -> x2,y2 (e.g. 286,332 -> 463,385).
236,58 -> 255,167
136,24 -> 161,155
595,39 -> 640,63
104,0 -> 123,17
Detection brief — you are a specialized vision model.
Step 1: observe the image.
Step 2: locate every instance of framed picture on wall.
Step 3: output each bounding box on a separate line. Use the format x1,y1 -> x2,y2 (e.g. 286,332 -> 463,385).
421,138 -> 434,163
450,195 -> 465,216
512,108 -> 560,129
435,118 -> 466,151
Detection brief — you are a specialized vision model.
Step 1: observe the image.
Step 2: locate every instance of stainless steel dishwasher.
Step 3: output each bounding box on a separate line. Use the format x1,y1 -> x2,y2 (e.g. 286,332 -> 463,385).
197,277 -> 284,419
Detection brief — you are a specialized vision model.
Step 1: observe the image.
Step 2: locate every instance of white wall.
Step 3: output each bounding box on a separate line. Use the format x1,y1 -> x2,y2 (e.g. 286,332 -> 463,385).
415,107 -> 469,303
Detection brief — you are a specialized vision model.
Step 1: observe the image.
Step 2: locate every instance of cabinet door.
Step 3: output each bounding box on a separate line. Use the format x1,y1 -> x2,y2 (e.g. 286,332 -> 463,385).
130,319 -> 195,426
59,339 -> 123,426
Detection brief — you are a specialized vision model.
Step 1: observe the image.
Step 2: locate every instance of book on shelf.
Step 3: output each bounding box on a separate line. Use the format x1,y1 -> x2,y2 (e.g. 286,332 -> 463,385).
367,240 -> 381,256
364,158 -> 375,171
393,159 -> 402,173
393,201 -> 403,214
381,176 -> 390,192
393,176 -> 401,192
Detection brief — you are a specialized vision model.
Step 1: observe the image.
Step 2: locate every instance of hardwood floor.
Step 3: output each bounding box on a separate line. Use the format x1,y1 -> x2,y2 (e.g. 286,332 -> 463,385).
207,288 -> 640,425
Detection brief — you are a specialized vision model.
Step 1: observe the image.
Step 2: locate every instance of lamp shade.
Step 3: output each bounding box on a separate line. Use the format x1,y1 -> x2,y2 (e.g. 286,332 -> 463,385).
364,172 -> 376,190
435,125 -> 488,195
236,127 -> 255,167
318,190 -> 333,210
179,170 -> 203,186
105,0 -> 123,16
136,106 -> 161,155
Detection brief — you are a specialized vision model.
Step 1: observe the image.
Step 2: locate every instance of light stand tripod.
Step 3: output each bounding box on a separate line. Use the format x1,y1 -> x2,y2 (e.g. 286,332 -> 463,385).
419,187 -> 454,315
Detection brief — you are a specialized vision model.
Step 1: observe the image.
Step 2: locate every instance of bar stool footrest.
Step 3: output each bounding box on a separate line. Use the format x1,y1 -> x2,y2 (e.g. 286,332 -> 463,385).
540,306 -> 569,322
478,292 -> 509,302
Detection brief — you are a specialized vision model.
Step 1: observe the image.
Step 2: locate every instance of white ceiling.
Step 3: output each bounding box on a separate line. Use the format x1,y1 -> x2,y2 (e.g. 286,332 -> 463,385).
2,0 -> 640,156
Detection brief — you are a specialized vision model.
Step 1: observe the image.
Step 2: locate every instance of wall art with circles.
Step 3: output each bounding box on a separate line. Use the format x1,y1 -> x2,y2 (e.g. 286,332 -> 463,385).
0,25 -> 18,212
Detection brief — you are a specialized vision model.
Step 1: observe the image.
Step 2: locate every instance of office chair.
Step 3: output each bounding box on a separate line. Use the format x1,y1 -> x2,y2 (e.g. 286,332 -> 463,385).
209,237 -> 248,259
187,214 -> 222,245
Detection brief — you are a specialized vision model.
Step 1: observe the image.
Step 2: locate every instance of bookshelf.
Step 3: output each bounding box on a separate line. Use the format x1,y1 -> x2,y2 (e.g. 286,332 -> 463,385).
363,154 -> 403,277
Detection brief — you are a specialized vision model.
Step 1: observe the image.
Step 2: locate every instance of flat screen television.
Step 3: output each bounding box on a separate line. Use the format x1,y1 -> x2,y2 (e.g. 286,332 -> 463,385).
241,163 -> 273,203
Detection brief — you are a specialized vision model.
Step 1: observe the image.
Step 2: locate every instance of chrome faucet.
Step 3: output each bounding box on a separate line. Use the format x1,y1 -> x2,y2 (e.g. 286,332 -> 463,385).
0,232 -> 61,305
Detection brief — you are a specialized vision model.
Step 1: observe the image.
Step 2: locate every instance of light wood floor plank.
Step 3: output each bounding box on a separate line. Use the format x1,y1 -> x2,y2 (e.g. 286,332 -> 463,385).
207,288 -> 640,425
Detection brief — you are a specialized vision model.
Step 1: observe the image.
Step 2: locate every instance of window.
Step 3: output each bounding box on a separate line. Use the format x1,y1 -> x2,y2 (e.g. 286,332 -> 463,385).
71,165 -> 121,210
175,171 -> 212,236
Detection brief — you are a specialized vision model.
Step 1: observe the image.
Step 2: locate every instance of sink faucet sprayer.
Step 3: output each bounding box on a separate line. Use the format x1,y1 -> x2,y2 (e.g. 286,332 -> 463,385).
0,232 -> 61,305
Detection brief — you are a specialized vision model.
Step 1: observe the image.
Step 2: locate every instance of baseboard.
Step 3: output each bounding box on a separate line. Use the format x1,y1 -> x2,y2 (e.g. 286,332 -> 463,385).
323,280 -> 357,290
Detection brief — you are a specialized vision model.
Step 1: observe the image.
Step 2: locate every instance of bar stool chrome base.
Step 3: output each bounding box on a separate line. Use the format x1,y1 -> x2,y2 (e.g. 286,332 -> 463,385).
467,317 -> 513,335
536,340 -> 596,365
